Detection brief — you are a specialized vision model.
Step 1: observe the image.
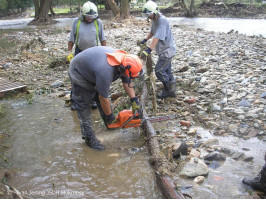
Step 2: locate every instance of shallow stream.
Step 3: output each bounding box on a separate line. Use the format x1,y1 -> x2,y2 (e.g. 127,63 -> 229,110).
0,96 -> 161,198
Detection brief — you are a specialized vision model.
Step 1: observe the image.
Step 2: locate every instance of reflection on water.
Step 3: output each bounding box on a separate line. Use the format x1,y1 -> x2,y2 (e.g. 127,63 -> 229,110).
0,96 -> 161,198
0,16 -> 265,37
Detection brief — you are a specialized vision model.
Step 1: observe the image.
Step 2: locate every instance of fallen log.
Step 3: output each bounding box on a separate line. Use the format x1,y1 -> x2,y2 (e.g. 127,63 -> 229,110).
140,83 -> 185,199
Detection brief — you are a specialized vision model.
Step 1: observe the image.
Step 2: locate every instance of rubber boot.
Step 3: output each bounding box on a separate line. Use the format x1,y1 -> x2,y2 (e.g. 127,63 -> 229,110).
85,136 -> 105,150
71,101 -> 77,111
157,82 -> 176,99
91,101 -> 97,109
168,80 -> 177,97
242,170 -> 266,192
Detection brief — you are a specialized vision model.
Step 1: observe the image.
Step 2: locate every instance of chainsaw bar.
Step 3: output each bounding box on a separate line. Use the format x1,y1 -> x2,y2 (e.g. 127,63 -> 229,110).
144,115 -> 176,123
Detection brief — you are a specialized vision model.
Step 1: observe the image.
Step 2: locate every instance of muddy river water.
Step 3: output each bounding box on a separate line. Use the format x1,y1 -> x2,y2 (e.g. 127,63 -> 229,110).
0,97 -> 161,198
1,96 -> 265,198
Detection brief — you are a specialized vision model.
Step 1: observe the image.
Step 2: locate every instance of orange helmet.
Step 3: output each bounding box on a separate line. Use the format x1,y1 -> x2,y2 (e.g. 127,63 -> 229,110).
106,50 -> 143,78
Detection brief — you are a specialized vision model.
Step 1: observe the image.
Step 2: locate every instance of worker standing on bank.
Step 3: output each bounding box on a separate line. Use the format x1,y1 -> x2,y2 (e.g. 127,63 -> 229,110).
68,46 -> 143,150
140,1 -> 177,99
68,1 -> 106,109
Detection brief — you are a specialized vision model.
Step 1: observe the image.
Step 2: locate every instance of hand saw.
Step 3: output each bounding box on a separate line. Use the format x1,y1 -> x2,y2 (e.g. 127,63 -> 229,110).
107,110 -> 177,129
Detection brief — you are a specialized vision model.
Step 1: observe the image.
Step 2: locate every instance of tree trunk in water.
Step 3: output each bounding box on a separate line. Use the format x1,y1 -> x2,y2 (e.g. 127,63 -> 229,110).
105,0 -> 120,17
120,0 -> 130,18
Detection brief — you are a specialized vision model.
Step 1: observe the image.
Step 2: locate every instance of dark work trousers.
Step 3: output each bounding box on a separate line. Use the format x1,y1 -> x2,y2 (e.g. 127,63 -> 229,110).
74,46 -> 82,56
155,56 -> 174,84
71,83 -> 107,139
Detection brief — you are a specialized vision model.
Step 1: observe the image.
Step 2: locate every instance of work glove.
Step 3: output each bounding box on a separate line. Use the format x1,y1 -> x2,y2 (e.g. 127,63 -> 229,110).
140,39 -> 147,45
106,113 -> 117,125
67,53 -> 74,63
130,97 -> 142,115
141,47 -> 152,60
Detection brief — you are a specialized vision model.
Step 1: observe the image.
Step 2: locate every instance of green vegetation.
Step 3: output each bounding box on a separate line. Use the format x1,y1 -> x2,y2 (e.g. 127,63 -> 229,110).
52,8 -> 71,14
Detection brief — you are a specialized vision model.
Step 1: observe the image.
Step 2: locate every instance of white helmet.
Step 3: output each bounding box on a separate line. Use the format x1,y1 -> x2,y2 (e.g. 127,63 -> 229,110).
82,1 -> 98,19
142,1 -> 159,18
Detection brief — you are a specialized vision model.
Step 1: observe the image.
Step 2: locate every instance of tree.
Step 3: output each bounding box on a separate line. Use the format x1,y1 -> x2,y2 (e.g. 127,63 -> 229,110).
49,0 -> 56,16
30,0 -> 55,24
120,0 -> 130,18
0,0 -> 8,10
188,0 -> 195,17
105,0 -> 120,17
105,0 -> 132,18
180,0 -> 196,17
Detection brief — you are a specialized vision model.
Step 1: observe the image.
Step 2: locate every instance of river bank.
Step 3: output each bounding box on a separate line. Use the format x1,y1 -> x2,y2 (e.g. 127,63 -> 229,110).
0,17 -> 265,198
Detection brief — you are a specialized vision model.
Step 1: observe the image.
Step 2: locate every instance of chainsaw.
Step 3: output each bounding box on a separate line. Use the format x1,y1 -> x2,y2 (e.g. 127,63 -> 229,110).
107,110 -> 177,129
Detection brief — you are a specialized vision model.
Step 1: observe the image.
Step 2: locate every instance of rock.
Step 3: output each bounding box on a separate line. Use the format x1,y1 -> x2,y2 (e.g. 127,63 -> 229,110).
241,78 -> 250,85
195,76 -> 201,81
185,50 -> 193,57
180,120 -> 191,127
184,97 -> 196,104
238,99 -> 251,107
196,67 -> 209,73
260,92 -> 266,99
231,151 -> 244,160
194,176 -> 205,183
173,142 -> 188,159
50,80 -> 64,88
208,161 -> 221,169
204,151 -> 226,162
189,62 -> 199,67
221,147 -> 235,156
209,57 -> 221,62
179,157 -> 209,178
201,139 -> 219,148
211,104 -> 221,112
189,149 -> 201,158
228,124 -> 238,133
239,127 -> 248,134
179,65 -> 189,72
228,52 -> 238,57
3,63 -> 12,69
200,76 -> 207,83
188,128 -> 197,135
242,156 -> 254,162
220,97 -> 228,105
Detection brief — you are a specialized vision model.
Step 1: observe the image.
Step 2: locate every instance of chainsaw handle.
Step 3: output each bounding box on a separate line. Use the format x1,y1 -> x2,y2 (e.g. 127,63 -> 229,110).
122,110 -> 138,128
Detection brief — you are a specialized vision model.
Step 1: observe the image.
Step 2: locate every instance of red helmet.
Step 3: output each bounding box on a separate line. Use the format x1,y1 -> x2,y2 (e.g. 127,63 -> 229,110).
106,50 -> 143,78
